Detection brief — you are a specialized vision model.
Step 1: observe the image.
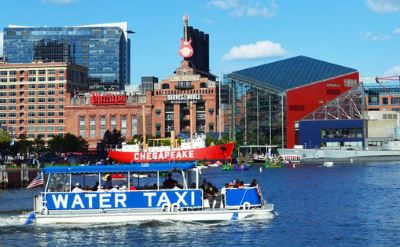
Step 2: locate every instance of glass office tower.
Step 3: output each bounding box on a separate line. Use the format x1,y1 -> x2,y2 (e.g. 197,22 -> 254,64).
3,23 -> 131,90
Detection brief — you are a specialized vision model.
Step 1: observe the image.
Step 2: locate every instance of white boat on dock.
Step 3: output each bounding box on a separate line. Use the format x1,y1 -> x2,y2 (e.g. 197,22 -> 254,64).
19,162 -> 274,224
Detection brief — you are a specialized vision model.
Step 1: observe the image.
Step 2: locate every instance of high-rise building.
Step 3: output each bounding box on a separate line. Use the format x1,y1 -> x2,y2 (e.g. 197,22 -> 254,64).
3,23 -> 132,90
186,26 -> 209,74
0,61 -> 88,140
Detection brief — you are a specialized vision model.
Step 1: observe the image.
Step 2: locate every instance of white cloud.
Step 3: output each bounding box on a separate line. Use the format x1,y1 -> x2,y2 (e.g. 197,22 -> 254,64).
208,0 -> 278,18
366,0 -> 400,13
0,32 -> 3,56
360,32 -> 391,41
42,0 -> 77,5
384,66 -> 400,75
394,28 -> 400,34
222,40 -> 287,60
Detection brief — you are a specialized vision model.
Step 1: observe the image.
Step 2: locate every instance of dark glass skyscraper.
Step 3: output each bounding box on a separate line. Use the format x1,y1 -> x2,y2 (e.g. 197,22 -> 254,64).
3,23 -> 131,90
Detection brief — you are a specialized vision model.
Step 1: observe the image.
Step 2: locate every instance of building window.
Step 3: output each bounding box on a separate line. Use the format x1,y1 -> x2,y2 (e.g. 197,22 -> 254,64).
118,115 -> 125,137
208,108 -> 214,115
79,116 -> 85,138
156,109 -> 161,117
321,128 -> 363,139
100,116 -> 106,138
111,115 -> 116,130
90,116 -> 96,138
209,123 -> 214,132
382,97 -> 389,105
132,115 -> 137,136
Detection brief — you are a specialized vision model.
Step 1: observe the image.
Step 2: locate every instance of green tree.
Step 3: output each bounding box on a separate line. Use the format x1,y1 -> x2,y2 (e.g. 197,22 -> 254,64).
0,129 -> 11,155
17,133 -> 33,155
205,134 -> 216,147
48,133 -> 88,153
33,135 -> 46,153
102,129 -> 124,148
47,134 -> 65,153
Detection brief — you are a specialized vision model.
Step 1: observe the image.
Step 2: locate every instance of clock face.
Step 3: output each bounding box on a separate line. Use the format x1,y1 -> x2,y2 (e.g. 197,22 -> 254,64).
179,41 -> 194,58
181,47 -> 192,57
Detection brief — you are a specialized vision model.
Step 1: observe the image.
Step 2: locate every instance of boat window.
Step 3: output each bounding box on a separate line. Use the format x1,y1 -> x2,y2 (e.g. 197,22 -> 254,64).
47,174 -> 70,192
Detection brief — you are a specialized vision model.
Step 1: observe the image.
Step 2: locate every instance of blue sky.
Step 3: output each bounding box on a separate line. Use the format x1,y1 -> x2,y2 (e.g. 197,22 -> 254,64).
0,0 -> 399,84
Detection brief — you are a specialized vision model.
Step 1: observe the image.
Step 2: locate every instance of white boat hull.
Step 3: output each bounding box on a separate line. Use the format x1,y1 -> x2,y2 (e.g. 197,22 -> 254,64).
20,206 -> 274,224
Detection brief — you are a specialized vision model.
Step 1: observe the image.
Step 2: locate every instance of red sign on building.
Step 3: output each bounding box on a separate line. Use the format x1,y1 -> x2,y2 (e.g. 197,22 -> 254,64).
90,94 -> 127,105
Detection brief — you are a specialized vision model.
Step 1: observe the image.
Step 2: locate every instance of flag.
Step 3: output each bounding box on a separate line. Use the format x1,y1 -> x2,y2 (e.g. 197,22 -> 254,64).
27,173 -> 44,189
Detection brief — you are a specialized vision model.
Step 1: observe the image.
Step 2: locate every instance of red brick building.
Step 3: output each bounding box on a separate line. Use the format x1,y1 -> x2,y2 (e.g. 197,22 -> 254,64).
152,60 -> 218,138
64,92 -> 152,150
0,61 -> 87,140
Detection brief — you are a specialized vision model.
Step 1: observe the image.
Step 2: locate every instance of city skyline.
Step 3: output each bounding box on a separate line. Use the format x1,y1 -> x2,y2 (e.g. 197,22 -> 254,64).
0,0 -> 399,84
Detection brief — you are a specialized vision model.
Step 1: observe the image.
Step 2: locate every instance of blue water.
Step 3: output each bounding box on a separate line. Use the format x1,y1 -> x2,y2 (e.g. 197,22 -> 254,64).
1,162 -> 400,246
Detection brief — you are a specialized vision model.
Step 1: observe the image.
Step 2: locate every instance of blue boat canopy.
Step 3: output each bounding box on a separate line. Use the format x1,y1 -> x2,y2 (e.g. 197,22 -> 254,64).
42,162 -> 196,174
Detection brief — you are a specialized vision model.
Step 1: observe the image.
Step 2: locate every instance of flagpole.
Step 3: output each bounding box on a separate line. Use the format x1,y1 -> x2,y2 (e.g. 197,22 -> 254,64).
218,73 -> 222,139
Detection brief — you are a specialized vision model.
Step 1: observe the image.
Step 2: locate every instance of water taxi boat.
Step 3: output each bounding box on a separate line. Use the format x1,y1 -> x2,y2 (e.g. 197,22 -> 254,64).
20,162 -> 274,224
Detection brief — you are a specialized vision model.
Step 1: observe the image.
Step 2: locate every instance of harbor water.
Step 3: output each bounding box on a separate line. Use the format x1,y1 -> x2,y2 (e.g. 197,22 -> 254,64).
1,162 -> 400,246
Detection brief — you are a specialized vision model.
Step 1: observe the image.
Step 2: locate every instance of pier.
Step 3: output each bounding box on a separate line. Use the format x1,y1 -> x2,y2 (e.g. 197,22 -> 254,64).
0,165 -> 40,189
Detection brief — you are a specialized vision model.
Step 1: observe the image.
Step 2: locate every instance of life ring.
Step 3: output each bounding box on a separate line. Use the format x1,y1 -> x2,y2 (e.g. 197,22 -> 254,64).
242,202 -> 251,210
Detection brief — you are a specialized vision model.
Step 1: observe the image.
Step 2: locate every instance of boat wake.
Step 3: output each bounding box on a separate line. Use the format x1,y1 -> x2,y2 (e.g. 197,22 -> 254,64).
0,215 -> 21,227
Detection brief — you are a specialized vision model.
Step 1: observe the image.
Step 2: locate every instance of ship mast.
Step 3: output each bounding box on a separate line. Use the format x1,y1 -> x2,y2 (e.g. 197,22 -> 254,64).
142,104 -> 146,149
190,102 -> 193,148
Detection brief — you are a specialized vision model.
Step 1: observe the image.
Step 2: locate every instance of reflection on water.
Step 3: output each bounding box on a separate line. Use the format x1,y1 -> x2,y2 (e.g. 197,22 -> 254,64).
1,163 -> 400,246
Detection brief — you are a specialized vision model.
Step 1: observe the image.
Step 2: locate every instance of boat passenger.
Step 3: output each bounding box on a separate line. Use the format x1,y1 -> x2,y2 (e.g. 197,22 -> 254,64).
204,182 -> 218,208
104,175 -> 113,189
91,182 -> 99,191
163,173 -> 177,189
220,183 -> 229,208
72,183 -> 83,193
250,179 -> 258,187
129,184 -> 137,191
172,181 -> 181,190
250,179 -> 262,198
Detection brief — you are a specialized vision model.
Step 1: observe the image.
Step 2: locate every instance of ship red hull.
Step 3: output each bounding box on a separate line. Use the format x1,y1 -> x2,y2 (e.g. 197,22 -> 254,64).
108,143 -> 235,163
